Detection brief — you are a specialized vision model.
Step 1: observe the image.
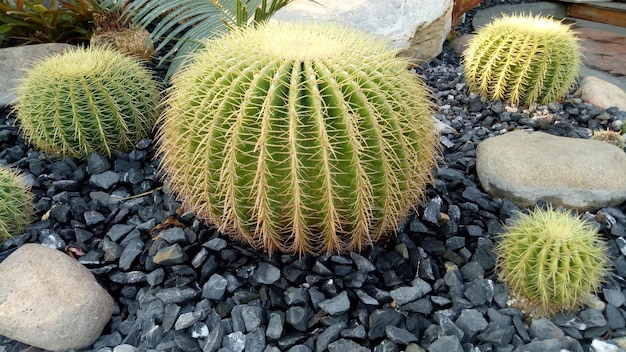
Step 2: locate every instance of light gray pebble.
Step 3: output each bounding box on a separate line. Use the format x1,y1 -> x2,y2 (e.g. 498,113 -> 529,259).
255,262 -> 281,285
223,331 -> 246,352
318,291 -> 350,316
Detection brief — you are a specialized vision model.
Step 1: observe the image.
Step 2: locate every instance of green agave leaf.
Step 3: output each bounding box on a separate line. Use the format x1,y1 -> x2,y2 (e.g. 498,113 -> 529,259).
121,0 -> 295,81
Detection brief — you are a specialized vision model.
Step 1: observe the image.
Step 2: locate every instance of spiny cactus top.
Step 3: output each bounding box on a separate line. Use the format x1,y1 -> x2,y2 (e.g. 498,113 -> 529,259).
463,14 -> 581,106
14,46 -> 160,160
495,206 -> 609,318
156,21 -> 439,256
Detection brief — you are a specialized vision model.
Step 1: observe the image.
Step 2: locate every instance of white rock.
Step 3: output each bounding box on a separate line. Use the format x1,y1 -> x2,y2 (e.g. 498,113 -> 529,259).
575,76 -> 626,111
0,43 -> 77,107
476,131 -> 626,211
591,339 -> 619,352
0,243 -> 113,351
271,0 -> 453,63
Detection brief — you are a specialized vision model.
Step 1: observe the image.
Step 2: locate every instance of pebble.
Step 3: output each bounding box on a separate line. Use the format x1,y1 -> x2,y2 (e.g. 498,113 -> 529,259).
89,170 -> 120,189
255,261 -> 281,284
318,291 -> 350,316
153,243 -> 186,265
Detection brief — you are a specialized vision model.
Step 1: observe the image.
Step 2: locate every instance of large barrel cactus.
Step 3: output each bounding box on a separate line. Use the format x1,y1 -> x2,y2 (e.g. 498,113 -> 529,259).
0,166 -> 33,243
156,22 -> 439,255
14,46 -> 160,160
463,14 -> 581,106
495,207 -> 609,318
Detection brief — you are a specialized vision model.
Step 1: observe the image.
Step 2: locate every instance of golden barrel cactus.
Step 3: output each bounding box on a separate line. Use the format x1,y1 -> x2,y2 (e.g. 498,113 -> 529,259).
463,14 -> 582,106
15,46 -> 160,160
495,207 -> 609,317
156,22 -> 439,255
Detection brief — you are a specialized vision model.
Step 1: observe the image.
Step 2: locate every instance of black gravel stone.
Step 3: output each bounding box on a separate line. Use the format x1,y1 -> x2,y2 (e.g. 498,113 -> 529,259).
87,153 -> 111,175
429,335 -> 463,352
255,261 -> 281,285
368,308 -> 403,340
318,291 -> 350,316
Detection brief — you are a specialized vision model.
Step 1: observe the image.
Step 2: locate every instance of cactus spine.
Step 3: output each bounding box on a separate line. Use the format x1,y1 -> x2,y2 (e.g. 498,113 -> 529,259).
463,14 -> 582,106
15,46 -> 160,160
495,207 -> 609,317
156,22 -> 439,255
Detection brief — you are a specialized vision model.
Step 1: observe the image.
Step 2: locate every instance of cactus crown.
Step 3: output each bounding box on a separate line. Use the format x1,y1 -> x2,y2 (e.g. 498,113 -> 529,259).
156,21 -> 439,255
15,46 -> 160,160
463,14 -> 581,106
495,207 -> 609,318
0,167 -> 33,243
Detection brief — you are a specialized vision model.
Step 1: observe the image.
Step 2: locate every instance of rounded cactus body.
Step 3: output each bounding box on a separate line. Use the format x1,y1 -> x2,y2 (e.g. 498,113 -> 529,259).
15,46 -> 160,160
495,207 -> 609,318
463,14 -> 581,106
156,22 -> 439,255
0,167 -> 33,243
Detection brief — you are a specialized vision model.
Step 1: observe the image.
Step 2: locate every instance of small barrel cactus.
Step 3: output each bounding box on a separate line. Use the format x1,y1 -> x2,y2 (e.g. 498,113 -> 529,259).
495,206 -> 609,318
14,46 -> 160,160
156,22 -> 439,255
463,14 -> 581,106
0,166 -> 34,243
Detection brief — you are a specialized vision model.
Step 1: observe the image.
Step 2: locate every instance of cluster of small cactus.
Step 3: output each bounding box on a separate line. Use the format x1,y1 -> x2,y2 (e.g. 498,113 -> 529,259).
463,14 -> 581,106
495,206 -> 609,317
156,22 -> 439,255
0,167 -> 34,243
14,46 -> 160,160
591,129 -> 624,149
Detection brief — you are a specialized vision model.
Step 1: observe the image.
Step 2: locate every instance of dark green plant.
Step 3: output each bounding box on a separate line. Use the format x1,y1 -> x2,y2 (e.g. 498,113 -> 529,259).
14,45 -> 160,159
495,206 -> 609,318
462,14 -> 581,106
0,0 -> 95,44
121,0 -> 294,81
156,22 -> 439,255
0,166 -> 33,243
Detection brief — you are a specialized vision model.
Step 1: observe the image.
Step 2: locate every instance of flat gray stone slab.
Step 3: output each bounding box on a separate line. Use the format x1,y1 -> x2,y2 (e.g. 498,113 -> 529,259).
0,43 -> 77,107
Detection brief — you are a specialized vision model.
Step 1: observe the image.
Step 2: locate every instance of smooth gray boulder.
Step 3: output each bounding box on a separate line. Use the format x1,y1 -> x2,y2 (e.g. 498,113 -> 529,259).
0,43 -> 77,107
476,131 -> 626,211
0,243 -> 113,351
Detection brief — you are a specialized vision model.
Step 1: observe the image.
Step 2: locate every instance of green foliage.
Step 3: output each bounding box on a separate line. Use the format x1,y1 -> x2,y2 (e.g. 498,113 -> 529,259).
0,166 -> 33,243
156,22 -> 439,255
495,206 -> 609,318
0,0 -> 104,44
462,14 -> 581,106
15,46 -> 160,160
121,0 -> 295,81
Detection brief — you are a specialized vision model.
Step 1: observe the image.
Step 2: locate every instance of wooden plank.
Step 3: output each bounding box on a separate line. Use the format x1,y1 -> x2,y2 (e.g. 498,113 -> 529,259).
569,3 -> 626,27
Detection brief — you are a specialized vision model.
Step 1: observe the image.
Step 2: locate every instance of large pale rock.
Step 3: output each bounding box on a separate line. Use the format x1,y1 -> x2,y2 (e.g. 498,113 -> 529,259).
575,76 -> 626,111
271,0 -> 453,63
0,43 -> 77,107
476,131 -> 626,211
0,244 -> 113,351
